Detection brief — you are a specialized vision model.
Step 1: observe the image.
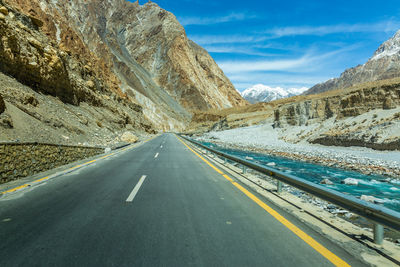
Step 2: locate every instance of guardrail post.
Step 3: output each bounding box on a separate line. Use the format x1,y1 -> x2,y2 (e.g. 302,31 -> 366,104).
242,165 -> 247,174
224,158 -> 227,164
277,181 -> 283,194
373,224 -> 384,245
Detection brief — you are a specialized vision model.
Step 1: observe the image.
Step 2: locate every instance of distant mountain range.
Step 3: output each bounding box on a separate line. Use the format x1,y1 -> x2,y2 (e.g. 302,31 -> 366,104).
305,30 -> 400,95
241,84 -> 308,104
242,30 -> 400,102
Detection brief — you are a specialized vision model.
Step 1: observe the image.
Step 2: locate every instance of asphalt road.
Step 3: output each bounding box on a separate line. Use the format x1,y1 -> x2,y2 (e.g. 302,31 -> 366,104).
0,133 -> 365,266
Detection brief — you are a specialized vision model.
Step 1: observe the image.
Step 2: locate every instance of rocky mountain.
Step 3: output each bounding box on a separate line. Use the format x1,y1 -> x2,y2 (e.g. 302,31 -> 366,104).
4,0 -> 246,130
241,84 -> 308,104
189,77 -> 400,151
0,0 -> 246,145
274,78 -> 400,150
0,0 -> 155,145
305,30 -> 400,95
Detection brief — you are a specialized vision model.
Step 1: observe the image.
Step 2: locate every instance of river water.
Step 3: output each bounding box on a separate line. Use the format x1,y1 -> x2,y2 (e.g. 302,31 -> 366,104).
201,141 -> 400,212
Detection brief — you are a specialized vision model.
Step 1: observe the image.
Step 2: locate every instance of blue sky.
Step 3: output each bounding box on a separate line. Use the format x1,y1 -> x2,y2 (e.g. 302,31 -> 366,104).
134,0 -> 400,92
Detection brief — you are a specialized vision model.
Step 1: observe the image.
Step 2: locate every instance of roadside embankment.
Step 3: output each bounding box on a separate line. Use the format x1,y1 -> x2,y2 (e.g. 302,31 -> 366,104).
0,142 -> 104,183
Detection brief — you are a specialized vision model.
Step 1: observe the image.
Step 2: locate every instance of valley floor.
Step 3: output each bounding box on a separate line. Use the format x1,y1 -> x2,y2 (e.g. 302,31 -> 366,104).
196,123 -> 400,179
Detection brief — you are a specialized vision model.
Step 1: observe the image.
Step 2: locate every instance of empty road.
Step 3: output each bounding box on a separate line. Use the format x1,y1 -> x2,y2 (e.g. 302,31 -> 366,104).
0,133 -> 364,266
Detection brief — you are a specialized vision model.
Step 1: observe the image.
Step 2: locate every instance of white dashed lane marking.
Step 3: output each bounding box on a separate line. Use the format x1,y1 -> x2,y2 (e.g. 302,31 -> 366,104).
126,175 -> 147,202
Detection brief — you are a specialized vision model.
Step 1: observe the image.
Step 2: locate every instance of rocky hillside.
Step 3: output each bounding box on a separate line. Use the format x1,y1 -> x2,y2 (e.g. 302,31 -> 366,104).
0,0 -> 159,146
241,84 -> 308,104
274,78 -> 400,150
4,0 -> 246,132
306,30 -> 400,95
188,76 -> 400,151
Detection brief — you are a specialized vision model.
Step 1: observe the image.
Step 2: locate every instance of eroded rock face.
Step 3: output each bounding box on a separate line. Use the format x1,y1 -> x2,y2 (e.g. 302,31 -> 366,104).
5,0 -> 246,131
0,7 -> 73,104
0,0 -> 156,140
306,30 -> 400,95
0,0 -> 133,108
101,1 -> 246,111
275,82 -> 400,127
274,80 -> 400,150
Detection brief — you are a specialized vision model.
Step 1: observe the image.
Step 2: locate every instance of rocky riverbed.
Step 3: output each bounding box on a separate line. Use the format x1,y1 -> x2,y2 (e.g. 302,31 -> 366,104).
196,124 -> 400,179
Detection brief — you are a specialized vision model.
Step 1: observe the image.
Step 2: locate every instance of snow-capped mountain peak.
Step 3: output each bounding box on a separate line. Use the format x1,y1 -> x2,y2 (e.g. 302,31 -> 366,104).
371,29 -> 400,61
287,87 -> 309,95
241,84 -> 308,104
305,29 -> 400,95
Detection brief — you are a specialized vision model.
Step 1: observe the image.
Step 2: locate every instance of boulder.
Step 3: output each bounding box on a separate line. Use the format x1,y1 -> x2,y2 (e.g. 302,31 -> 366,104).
360,195 -> 384,204
383,97 -> 396,110
341,178 -> 359,185
320,178 -> 334,185
120,131 -> 138,143
104,147 -> 112,153
86,80 -> 95,89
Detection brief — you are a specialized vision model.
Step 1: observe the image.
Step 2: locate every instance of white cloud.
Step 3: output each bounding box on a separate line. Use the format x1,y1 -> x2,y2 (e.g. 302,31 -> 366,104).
179,12 -> 256,26
184,19 -> 399,92
219,56 -> 310,73
190,20 -> 400,47
218,44 -> 360,74
189,34 -> 266,45
231,73 -> 330,85
203,44 -> 276,56
264,20 -> 400,38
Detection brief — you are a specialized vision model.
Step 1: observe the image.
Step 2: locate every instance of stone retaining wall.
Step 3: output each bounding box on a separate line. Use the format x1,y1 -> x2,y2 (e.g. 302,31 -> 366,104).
0,142 -> 104,183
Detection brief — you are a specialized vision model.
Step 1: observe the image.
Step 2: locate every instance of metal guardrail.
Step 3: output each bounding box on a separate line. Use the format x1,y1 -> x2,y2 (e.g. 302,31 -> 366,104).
179,134 -> 400,244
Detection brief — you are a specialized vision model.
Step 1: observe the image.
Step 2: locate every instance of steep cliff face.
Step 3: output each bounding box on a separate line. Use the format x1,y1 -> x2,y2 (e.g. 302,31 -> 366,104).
306,30 -> 400,95
0,0 -> 155,145
275,82 -> 400,127
5,0 -> 246,131
274,79 -> 400,150
81,0 -> 246,110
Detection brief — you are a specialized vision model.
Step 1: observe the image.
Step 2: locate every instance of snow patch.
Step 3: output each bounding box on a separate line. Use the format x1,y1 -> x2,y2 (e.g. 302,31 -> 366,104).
371,29 -> 400,60
241,84 -> 308,104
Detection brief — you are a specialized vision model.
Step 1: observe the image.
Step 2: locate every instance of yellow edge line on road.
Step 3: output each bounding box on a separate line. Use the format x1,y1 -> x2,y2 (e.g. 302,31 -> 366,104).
1,135 -> 158,195
175,137 -> 223,174
176,135 -> 350,267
